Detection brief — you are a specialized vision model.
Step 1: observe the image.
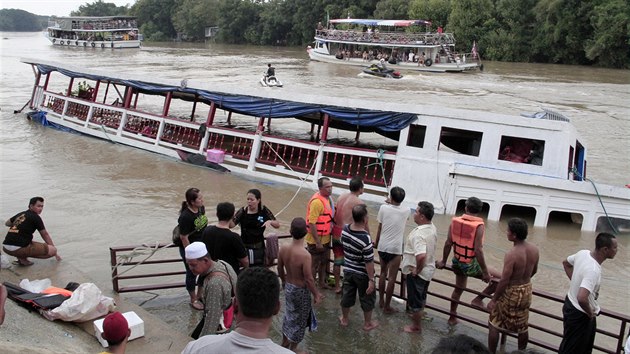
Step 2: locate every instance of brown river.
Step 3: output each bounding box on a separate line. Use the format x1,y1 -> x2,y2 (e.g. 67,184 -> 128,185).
1,32 -> 628,352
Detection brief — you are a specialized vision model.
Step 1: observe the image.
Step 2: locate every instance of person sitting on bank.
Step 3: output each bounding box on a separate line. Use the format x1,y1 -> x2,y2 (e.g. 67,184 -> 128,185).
2,197 -> 61,266
100,311 -> 131,354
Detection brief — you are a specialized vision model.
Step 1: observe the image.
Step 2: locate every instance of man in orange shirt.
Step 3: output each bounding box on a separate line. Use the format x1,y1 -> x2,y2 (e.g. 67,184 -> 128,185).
305,177 -> 334,289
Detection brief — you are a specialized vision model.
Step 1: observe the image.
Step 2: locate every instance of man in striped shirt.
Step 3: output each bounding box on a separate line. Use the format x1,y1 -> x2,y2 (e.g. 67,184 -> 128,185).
339,204 -> 379,331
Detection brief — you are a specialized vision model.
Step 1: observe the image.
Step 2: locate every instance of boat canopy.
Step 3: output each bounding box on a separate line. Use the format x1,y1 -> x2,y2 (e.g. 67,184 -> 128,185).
31,62 -> 416,133
329,19 -> 432,27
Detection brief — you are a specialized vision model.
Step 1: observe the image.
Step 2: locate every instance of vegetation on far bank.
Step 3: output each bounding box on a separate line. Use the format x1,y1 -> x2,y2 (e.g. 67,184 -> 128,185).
1,0 -> 628,68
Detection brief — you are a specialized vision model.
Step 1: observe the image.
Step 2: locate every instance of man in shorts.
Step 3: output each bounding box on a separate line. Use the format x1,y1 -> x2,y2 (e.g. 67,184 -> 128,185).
332,176 -> 366,293
436,196 -> 500,325
487,218 -> 539,352
374,186 -> 409,313
401,201 -> 437,333
305,177 -> 334,289
339,204 -> 378,331
3,197 -> 61,265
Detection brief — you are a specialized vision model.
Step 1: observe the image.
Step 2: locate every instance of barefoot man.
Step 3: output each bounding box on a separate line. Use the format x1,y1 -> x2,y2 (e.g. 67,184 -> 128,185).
339,204 -> 378,331
436,196 -> 500,325
278,217 -> 323,352
401,201 -> 437,333
305,177 -> 335,289
374,186 -> 409,313
332,176 -> 367,294
487,218 -> 539,353
3,197 -> 61,266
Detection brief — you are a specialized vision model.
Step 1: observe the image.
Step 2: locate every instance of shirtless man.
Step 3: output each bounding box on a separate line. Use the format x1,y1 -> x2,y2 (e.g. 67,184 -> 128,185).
487,218 -> 539,353
332,176 -> 366,293
278,217 -> 323,352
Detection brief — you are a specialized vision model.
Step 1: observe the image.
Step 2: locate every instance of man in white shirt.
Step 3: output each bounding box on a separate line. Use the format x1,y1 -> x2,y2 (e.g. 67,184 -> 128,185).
401,201 -> 437,333
558,233 -> 617,354
182,267 -> 292,354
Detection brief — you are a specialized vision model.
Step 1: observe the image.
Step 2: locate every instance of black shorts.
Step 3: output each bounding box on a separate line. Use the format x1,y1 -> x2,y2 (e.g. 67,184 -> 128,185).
378,251 -> 399,264
406,275 -> 429,312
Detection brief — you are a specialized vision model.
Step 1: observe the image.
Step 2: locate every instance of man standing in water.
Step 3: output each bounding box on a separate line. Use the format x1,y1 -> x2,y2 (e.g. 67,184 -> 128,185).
3,197 -> 61,265
487,218 -> 539,352
278,217 -> 323,352
305,177 -> 335,289
332,176 -> 367,294
339,204 -> 378,331
559,233 -> 617,354
401,201 -> 437,333
436,196 -> 500,325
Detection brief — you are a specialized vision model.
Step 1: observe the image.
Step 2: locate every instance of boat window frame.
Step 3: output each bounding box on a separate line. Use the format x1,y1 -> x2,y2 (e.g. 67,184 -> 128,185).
438,126 -> 483,157
406,124 -> 427,149
498,135 -> 545,166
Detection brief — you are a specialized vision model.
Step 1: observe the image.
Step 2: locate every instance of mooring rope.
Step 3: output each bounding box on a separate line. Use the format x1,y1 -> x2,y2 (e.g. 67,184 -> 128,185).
111,241 -> 172,279
571,167 -> 619,234
363,148 -> 390,192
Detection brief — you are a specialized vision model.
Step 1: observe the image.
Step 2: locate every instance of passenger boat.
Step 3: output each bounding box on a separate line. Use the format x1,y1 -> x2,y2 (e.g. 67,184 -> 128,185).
307,18 -> 482,73
21,58 -> 630,232
46,16 -> 141,49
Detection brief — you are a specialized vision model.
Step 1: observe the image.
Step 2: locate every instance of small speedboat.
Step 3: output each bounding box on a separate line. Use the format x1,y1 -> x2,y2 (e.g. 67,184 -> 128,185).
362,64 -> 403,79
260,74 -> 283,87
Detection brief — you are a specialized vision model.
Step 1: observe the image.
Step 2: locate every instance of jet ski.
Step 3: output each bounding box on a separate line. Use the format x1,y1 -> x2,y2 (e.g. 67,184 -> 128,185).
261,74 -> 283,87
362,64 -> 403,79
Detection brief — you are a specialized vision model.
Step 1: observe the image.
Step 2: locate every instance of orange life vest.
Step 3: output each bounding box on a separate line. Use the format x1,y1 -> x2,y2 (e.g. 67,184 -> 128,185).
306,192 -> 334,237
451,214 -> 484,263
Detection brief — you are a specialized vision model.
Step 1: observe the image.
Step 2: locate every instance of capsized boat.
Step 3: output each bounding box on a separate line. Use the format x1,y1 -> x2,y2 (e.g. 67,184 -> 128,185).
307,18 -> 482,73
20,58 -> 630,232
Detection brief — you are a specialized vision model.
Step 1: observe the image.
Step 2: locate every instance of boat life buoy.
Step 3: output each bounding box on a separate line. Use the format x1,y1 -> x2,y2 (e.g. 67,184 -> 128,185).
91,42 -> 95,47
425,58 -> 433,67
75,41 -> 79,46
100,43 -> 105,48
111,43 -> 114,48
60,40 -> 64,45
52,39 -> 56,43
83,42 -> 87,47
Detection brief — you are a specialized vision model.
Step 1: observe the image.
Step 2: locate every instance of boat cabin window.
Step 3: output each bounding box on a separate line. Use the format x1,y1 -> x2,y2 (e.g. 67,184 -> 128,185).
498,136 -> 545,166
406,124 -> 427,148
439,127 -> 482,156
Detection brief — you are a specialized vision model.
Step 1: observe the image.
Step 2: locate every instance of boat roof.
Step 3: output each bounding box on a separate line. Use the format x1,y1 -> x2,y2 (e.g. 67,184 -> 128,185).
50,16 -> 136,20
329,19 -> 432,27
20,58 -> 572,135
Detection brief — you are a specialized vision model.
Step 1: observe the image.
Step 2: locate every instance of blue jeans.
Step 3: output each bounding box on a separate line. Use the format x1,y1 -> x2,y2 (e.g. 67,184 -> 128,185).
179,246 -> 196,292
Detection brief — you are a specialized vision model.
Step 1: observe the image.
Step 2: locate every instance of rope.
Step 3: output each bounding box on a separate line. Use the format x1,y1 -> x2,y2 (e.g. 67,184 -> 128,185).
264,139 -> 322,217
571,167 -> 619,234
363,148 -> 390,191
111,241 -> 172,279
99,123 -> 116,144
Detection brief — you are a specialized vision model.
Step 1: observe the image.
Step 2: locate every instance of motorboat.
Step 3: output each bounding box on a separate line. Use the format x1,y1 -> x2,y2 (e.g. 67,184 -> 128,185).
260,74 -> 283,87
362,64 -> 403,79
46,16 -> 141,49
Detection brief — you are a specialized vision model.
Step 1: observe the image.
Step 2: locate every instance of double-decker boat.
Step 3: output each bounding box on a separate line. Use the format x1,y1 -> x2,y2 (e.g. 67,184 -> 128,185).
20,58 -> 630,233
307,18 -> 482,73
46,16 -> 141,49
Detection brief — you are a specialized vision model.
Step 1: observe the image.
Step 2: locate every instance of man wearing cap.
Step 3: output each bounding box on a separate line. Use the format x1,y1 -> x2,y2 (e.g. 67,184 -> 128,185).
186,241 -> 237,338
100,311 -> 130,354
182,267 -> 292,354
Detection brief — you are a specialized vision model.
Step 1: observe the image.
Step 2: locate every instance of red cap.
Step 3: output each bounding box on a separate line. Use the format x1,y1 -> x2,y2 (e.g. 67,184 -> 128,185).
102,312 -> 129,343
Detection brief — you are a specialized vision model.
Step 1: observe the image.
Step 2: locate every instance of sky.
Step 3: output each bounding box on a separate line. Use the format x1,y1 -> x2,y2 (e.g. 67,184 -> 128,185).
1,0 -> 136,17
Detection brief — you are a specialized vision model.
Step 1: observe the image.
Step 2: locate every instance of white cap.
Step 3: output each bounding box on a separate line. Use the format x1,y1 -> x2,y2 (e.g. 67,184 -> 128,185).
185,242 -> 208,259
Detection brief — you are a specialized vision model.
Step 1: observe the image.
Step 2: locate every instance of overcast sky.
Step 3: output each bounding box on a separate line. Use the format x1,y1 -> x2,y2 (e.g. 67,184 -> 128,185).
1,0 -> 136,17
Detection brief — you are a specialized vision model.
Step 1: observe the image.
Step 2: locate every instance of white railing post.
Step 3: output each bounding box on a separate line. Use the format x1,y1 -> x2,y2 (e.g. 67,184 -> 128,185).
313,142 -> 326,182
85,104 -> 94,128
248,132 -> 263,172
117,111 -> 127,137
155,118 -> 166,146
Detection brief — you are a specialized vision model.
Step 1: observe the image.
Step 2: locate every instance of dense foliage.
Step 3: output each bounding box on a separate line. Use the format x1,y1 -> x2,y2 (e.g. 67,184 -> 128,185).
2,0 -> 629,68
0,9 -> 46,31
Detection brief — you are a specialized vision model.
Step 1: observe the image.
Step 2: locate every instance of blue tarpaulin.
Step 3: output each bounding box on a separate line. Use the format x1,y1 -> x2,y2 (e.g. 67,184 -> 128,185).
34,64 -> 416,132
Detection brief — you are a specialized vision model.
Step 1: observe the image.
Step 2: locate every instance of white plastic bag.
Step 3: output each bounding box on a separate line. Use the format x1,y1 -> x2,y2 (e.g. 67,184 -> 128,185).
43,283 -> 115,322
19,278 -> 52,293
0,254 -> 11,269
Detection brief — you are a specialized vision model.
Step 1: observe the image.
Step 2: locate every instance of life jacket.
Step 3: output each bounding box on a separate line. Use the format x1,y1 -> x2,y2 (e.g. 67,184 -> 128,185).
451,214 -> 484,263
306,192 -> 334,237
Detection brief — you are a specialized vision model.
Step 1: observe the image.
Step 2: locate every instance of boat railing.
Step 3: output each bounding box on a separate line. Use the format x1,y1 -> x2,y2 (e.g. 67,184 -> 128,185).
315,29 -> 455,46
109,240 -> 629,353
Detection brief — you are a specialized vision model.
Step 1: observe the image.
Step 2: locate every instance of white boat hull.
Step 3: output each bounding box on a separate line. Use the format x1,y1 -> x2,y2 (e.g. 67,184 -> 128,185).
48,37 -> 141,49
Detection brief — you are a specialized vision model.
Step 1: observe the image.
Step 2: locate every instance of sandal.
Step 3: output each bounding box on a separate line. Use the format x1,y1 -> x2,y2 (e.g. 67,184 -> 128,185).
190,300 -> 204,310
12,259 -> 34,266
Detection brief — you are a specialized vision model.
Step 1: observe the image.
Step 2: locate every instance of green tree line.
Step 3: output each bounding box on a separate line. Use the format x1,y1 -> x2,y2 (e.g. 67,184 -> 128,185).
0,9 -> 48,31
2,0 -> 628,68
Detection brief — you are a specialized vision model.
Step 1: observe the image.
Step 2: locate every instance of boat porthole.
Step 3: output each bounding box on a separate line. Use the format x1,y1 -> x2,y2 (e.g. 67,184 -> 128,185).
101,43 -> 104,48
91,42 -> 95,47
425,58 -> 433,67
52,39 -> 56,43
60,40 -> 64,45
